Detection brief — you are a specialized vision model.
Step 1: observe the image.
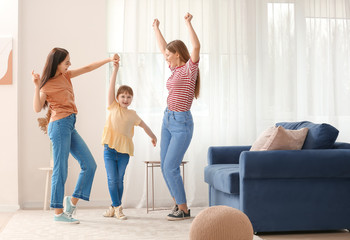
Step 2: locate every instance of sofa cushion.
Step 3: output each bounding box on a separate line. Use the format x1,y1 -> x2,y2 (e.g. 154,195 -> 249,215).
251,126 -> 308,151
276,121 -> 339,149
204,164 -> 240,194
250,126 -> 275,151
263,126 -> 308,151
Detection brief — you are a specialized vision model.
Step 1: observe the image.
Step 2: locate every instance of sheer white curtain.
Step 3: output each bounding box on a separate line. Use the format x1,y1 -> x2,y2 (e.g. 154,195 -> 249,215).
257,0 -> 350,133
107,0 -> 350,208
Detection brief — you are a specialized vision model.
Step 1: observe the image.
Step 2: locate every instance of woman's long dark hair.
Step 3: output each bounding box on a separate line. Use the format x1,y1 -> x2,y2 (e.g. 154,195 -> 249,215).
40,48 -> 69,108
166,40 -> 200,99
37,48 -> 69,133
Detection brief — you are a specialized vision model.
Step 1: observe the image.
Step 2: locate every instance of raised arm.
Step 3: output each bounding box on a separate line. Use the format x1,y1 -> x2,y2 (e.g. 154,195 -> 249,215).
153,19 -> 167,59
184,13 -> 200,63
32,70 -> 47,113
70,54 -> 119,79
139,120 -> 157,147
108,55 -> 120,106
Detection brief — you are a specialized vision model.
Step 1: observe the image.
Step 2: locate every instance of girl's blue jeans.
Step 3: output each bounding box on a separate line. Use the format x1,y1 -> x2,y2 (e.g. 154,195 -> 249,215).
48,114 -> 97,209
103,145 -> 130,207
160,108 -> 193,205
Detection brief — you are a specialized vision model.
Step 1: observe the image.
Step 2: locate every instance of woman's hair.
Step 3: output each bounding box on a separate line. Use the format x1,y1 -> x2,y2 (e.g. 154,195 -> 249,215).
166,40 -> 200,99
40,47 -> 69,108
37,47 -> 68,133
37,109 -> 51,134
117,85 -> 134,98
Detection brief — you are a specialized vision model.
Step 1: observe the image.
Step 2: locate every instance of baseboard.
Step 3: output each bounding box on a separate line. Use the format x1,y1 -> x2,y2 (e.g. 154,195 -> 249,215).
0,204 -> 20,212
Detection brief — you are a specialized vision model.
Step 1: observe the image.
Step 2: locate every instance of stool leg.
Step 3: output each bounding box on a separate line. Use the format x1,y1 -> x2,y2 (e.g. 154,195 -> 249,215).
44,171 -> 50,211
152,164 -> 154,211
182,163 -> 185,184
146,163 -> 149,213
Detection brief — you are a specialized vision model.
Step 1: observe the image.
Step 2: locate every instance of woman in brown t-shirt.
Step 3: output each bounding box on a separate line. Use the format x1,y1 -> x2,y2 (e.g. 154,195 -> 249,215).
32,47 -> 118,224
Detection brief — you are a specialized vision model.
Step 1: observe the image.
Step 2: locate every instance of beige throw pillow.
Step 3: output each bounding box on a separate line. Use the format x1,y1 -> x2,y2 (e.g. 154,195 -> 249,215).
250,126 -> 308,151
250,126 -> 276,151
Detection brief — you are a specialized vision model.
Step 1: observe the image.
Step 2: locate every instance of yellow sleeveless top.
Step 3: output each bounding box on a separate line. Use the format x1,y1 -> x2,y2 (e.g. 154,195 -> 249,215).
101,101 -> 142,156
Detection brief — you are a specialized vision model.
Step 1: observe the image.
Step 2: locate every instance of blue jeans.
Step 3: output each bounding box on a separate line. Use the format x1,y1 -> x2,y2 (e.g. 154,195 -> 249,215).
48,114 -> 97,209
160,108 -> 193,205
104,145 -> 130,207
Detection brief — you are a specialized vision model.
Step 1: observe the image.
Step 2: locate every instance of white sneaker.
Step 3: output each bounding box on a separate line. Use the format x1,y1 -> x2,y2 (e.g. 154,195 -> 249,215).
103,206 -> 115,217
115,206 -> 127,220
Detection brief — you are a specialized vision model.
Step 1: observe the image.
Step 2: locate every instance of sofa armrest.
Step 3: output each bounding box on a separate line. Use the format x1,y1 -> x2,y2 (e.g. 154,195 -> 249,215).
333,142 -> 350,149
208,146 -> 251,165
240,149 -> 350,179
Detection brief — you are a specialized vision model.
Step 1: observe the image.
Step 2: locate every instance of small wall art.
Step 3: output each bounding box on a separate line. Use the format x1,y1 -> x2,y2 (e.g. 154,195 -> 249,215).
0,37 -> 13,85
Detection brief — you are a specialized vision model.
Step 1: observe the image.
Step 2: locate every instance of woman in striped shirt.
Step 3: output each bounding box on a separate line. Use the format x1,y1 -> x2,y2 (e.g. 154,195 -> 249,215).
153,12 -> 200,221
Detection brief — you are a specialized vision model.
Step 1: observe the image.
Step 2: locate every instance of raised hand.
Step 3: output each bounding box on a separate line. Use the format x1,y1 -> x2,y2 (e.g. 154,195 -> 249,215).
184,12 -> 193,23
113,53 -> 120,61
153,19 -> 160,28
110,53 -> 120,63
113,60 -> 120,71
32,70 -> 41,87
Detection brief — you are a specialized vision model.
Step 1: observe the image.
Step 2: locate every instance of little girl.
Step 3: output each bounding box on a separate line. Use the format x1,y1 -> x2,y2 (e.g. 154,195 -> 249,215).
101,55 -> 157,220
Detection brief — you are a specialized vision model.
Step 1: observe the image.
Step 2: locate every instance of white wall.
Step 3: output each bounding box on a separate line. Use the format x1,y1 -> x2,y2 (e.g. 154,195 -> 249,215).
18,0 -> 111,209
0,0 -> 19,211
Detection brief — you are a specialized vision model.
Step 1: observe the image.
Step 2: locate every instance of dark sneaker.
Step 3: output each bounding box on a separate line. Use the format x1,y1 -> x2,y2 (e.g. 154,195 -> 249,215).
168,204 -> 178,216
167,209 -> 191,221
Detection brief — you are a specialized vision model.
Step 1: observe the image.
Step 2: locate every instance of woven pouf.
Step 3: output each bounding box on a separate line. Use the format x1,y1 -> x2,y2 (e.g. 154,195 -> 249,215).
189,206 -> 253,240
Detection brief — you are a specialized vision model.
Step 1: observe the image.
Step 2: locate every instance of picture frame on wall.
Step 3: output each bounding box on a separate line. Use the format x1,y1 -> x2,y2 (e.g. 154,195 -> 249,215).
0,37 -> 13,85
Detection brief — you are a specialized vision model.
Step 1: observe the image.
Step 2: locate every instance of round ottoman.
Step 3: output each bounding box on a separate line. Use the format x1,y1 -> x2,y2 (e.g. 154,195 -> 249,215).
189,206 -> 254,240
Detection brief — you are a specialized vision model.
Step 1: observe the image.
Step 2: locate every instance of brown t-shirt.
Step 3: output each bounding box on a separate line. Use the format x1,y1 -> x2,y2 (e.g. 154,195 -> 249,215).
41,71 -> 78,122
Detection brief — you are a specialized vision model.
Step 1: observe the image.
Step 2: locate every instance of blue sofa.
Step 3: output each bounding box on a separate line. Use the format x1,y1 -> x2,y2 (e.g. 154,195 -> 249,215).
205,122 -> 350,233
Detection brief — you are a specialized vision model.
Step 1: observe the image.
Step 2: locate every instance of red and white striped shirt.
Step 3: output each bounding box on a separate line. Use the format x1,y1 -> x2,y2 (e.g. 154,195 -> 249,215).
167,58 -> 199,112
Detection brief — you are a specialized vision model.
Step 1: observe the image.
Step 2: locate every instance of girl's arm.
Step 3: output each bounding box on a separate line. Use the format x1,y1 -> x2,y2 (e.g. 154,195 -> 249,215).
184,13 -> 200,63
70,54 -> 119,79
108,58 -> 120,106
32,70 -> 47,113
139,120 -> 157,147
153,19 -> 167,59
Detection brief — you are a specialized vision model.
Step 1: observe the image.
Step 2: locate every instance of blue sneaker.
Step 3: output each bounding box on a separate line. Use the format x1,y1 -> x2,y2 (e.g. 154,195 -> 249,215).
63,196 -> 76,216
54,212 -> 80,224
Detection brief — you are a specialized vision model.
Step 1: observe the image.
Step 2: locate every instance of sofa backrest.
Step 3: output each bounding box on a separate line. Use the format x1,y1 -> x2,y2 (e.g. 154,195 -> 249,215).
276,121 -> 339,149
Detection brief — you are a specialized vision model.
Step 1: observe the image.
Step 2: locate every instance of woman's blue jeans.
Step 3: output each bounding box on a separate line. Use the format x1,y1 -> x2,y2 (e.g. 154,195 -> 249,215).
103,145 -> 130,207
160,108 -> 193,205
48,114 -> 97,209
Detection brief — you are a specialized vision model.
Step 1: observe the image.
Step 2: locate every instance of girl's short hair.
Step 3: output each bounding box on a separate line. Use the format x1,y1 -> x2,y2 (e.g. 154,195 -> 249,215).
117,85 -> 134,98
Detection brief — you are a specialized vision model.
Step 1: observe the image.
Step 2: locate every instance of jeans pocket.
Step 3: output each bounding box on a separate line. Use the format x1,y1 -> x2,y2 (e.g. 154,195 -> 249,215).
172,114 -> 187,124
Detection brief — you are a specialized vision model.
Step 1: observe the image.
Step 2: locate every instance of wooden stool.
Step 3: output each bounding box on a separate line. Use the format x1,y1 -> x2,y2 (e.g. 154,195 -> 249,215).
38,167 -> 53,211
144,161 -> 188,213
